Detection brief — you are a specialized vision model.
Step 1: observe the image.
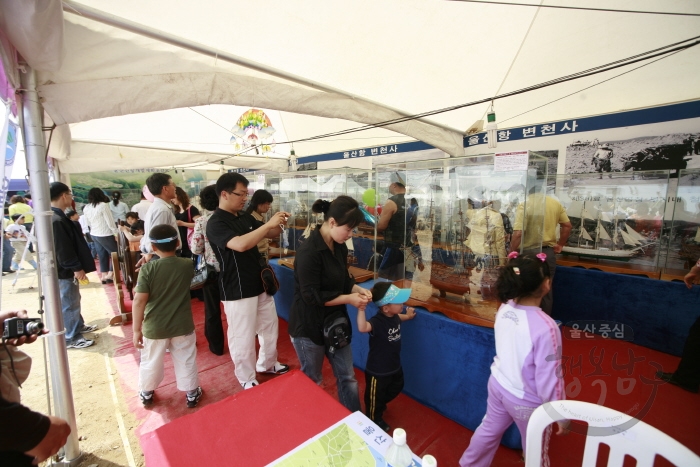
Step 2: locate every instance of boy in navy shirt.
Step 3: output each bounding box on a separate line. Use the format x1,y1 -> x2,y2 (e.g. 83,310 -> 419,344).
356,282 -> 416,432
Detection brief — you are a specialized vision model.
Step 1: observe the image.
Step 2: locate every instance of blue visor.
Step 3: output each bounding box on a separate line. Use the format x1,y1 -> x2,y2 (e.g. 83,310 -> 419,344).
375,285 -> 411,307
149,234 -> 178,243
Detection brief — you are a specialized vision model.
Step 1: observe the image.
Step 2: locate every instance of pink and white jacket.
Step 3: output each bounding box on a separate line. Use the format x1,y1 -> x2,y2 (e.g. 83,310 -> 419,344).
490,300 -> 565,405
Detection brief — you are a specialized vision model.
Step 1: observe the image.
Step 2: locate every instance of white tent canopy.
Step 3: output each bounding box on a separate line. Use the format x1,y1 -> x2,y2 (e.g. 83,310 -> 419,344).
3,0 -> 700,174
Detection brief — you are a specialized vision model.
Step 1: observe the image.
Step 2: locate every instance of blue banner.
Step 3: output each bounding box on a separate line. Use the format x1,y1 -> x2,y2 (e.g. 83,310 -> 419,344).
296,100 -> 700,164
0,121 -> 18,207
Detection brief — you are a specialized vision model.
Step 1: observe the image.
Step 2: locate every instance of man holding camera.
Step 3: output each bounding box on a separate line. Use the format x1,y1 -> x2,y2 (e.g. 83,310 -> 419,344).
1,310 -> 71,465
206,173 -> 291,390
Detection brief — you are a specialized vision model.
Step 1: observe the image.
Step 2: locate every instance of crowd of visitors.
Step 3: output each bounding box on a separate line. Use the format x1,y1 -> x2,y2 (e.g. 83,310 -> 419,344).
3,169 -> 697,465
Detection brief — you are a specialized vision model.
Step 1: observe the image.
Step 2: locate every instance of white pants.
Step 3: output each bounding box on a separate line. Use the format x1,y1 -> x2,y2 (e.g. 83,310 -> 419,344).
223,292 -> 279,385
139,332 -> 199,392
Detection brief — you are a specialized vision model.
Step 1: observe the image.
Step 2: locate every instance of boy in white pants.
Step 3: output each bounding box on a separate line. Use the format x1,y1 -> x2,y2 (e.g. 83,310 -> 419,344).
132,224 -> 202,408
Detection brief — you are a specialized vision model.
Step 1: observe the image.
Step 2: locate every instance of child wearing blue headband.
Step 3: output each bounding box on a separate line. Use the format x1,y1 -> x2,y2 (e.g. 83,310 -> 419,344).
356,282 -> 416,432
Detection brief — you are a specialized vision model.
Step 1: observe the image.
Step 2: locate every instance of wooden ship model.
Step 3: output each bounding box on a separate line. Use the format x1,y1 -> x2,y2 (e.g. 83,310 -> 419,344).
562,203 -> 651,262
429,199 -> 473,297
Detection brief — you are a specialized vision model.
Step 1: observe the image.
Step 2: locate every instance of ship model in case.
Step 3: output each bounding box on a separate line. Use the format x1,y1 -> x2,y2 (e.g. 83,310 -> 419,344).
374,154 -> 547,327
553,170 -> 669,276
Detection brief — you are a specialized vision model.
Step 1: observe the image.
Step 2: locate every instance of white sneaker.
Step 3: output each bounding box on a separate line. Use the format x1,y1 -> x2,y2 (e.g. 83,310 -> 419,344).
241,380 -> 259,390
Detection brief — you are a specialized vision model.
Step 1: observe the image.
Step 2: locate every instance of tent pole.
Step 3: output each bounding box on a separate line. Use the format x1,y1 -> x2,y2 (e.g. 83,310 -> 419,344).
61,0 -> 462,137
19,65 -> 82,465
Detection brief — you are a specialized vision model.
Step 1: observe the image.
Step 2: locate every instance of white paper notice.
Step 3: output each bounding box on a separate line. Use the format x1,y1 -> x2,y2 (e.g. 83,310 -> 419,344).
494,151 -> 529,172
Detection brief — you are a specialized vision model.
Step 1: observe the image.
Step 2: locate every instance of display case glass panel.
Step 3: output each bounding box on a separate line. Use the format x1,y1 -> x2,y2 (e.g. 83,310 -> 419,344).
665,168 -> 700,276
550,170 -> 669,274
372,154 -> 547,326
277,168 -> 373,265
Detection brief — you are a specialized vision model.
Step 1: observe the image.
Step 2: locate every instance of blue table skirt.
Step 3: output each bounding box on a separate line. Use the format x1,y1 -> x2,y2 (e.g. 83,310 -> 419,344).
270,258 -> 521,449
552,266 -> 700,356
288,231 -> 699,357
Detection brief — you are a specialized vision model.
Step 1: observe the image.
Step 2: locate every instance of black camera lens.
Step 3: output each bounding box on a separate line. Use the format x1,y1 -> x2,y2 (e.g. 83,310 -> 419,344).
25,321 -> 44,335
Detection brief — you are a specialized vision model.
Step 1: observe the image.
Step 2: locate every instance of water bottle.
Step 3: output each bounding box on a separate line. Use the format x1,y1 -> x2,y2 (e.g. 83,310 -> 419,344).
384,428 -> 413,467
422,454 -> 437,467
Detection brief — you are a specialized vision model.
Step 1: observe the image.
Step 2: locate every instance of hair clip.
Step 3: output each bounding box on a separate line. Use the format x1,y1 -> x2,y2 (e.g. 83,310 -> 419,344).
512,266 -> 521,275
507,251 -> 519,259
536,252 -> 547,262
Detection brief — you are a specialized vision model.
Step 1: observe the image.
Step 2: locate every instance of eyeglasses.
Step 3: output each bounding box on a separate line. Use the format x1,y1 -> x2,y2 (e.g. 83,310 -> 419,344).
228,191 -> 248,198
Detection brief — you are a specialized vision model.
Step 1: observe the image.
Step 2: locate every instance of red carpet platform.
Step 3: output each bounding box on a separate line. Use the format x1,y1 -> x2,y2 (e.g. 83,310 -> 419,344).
102,283 -> 700,466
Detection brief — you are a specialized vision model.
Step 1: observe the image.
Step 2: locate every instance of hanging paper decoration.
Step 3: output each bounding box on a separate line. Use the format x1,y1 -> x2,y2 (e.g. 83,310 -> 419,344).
230,108 -> 277,156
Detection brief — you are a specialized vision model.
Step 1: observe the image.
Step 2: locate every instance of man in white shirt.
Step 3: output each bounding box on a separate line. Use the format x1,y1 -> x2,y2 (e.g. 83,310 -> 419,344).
131,193 -> 153,221
139,173 -> 180,260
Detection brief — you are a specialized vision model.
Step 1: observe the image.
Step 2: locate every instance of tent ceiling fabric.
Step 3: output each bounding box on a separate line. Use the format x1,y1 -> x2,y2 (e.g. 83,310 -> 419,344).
11,0 -> 700,173
62,141 -> 289,173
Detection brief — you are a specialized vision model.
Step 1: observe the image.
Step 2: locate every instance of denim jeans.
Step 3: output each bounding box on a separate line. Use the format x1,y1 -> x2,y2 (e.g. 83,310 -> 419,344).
58,278 -> 85,342
92,235 -> 118,273
291,336 -> 360,412
2,236 -> 14,271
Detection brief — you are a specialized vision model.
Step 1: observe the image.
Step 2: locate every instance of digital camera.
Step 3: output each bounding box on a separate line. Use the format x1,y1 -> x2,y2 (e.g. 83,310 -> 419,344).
3,317 -> 44,339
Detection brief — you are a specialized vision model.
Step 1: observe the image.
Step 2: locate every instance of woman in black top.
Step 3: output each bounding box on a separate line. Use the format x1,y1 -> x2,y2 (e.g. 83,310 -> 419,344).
288,195 -> 372,411
173,187 -> 200,258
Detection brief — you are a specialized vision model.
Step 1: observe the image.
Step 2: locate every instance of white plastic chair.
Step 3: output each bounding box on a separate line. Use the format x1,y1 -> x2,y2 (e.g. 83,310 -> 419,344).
525,400 -> 700,467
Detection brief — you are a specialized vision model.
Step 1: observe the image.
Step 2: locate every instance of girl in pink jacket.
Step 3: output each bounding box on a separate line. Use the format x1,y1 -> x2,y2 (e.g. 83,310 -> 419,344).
460,252 -> 568,466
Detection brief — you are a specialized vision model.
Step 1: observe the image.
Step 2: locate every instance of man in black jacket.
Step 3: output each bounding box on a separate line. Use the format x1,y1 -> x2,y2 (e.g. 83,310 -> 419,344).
50,182 -> 97,349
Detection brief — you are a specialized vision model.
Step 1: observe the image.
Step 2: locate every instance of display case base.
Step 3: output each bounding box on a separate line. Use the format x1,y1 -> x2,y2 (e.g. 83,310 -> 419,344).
556,256 -> 660,279
660,268 -> 688,282
394,279 -> 496,328
278,257 -> 374,283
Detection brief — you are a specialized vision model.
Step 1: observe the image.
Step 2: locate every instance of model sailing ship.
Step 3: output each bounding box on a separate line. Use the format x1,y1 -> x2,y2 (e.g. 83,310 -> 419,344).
430,199 -> 473,297
562,203 -> 652,261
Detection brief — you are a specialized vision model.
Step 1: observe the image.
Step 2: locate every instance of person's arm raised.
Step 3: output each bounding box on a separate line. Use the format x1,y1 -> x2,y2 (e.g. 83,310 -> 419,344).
226,211 -> 289,252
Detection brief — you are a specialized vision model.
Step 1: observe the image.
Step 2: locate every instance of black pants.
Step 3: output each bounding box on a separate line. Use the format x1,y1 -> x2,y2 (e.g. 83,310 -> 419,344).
202,271 -> 225,355
365,368 -> 404,424
674,314 -> 700,389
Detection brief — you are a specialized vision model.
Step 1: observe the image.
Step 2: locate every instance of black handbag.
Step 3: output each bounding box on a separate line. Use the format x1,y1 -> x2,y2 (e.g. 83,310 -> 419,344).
322,310 -> 352,354
260,258 -> 279,296
190,255 -> 217,290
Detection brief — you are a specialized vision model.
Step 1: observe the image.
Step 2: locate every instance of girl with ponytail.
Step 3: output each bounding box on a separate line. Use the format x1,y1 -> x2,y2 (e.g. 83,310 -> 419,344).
460,252 -> 569,467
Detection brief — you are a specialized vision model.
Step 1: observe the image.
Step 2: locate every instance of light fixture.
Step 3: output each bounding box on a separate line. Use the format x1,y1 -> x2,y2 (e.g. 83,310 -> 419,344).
219,160 -> 225,175
289,148 -> 298,172
486,102 -> 497,149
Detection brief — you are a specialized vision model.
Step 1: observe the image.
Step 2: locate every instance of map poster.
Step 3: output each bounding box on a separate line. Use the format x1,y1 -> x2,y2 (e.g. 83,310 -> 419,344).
267,411 -> 423,467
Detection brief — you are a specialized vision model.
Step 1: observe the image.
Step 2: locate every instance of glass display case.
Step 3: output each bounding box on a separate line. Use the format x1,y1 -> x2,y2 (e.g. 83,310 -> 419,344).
550,170 -> 669,276
245,170 -> 282,213
372,154 -> 548,326
664,168 -> 700,278
276,168 -> 373,273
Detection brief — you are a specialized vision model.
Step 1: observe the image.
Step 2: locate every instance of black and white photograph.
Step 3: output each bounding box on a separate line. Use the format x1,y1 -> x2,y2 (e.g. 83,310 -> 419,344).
565,132 -> 700,175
